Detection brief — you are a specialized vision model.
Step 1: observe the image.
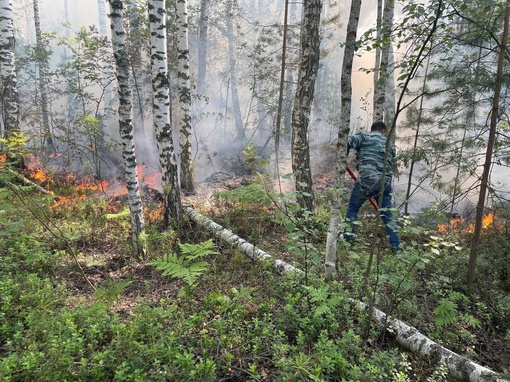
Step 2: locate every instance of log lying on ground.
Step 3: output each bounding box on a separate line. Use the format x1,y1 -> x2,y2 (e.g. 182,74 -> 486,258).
183,206 -> 509,382
183,206 -> 302,274
354,299 -> 509,382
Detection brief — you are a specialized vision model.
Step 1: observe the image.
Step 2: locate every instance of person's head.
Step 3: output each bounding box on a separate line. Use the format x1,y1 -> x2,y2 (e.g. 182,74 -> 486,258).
371,121 -> 386,135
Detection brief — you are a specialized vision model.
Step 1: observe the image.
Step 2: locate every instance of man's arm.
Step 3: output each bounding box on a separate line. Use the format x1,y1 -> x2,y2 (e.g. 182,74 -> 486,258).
346,133 -> 363,155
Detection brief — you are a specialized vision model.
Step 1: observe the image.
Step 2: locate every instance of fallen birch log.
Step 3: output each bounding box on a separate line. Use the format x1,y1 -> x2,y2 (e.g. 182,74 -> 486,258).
354,299 -> 509,382
183,206 -> 302,274
183,205 -> 509,382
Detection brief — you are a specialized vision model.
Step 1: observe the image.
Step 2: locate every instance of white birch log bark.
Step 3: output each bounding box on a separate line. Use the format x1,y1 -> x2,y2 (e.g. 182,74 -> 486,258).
355,299 -> 510,382
183,206 -> 302,274
0,0 -> 19,136
324,0 -> 362,277
183,205 -> 508,381
109,0 -> 147,259
176,0 -> 195,193
291,0 -> 322,212
148,0 -> 182,225
33,0 -> 54,151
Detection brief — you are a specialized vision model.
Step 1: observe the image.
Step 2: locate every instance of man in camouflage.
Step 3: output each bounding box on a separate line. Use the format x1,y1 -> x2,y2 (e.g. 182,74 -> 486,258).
343,121 -> 401,251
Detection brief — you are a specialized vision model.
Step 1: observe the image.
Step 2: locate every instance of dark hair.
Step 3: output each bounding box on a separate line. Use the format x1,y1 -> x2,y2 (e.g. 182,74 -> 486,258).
371,121 -> 386,133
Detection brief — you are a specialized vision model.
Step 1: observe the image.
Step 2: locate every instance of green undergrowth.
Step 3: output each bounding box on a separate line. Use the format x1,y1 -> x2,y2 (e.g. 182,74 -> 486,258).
0,178 -> 509,381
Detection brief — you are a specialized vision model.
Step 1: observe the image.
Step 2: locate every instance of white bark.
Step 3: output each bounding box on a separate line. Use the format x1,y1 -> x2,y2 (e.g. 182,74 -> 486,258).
33,0 -> 53,151
225,0 -> 244,142
355,300 -> 510,382
148,0 -> 182,224
183,205 -> 508,381
324,0 -> 362,277
183,206 -> 302,274
97,0 -> 112,109
373,0 -> 394,123
197,0 -> 209,95
0,0 -> 19,136
176,0 -> 194,193
109,0 -> 146,258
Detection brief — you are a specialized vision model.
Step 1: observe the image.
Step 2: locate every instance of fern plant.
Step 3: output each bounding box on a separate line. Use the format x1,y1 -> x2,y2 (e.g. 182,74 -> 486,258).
149,240 -> 218,288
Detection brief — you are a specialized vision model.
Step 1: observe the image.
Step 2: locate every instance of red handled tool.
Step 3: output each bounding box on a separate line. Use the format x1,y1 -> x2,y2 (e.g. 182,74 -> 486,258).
345,166 -> 379,211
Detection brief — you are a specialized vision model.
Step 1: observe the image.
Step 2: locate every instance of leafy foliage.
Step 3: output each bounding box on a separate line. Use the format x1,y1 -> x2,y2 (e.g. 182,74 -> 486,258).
149,240 -> 218,288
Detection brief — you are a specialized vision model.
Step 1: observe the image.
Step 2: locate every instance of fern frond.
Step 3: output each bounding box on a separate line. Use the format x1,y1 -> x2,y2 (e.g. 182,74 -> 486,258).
179,239 -> 218,260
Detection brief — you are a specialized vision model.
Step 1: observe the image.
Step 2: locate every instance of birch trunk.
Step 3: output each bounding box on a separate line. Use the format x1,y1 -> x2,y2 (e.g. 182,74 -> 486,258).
127,0 -> 148,162
373,0 -> 394,123
148,0 -> 182,225
467,0 -> 510,285
109,0 -> 147,259
225,0 -> 244,142
324,0 -> 362,277
291,0 -> 322,212
97,0 -> 112,109
197,0 -> 209,96
0,0 -> 19,137
33,0 -> 54,151
274,0 -> 290,187
176,0 -> 195,193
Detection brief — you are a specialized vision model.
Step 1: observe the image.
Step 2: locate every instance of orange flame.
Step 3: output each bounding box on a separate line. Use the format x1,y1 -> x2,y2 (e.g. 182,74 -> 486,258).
441,213 -> 494,234
438,216 -> 464,233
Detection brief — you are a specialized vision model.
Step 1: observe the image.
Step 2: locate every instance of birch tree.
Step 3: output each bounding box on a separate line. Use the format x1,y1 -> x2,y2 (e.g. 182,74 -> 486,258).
291,0 -> 322,212
225,0 -> 244,142
148,0 -> 182,225
196,0 -> 209,96
108,0 -> 147,258
0,0 -> 19,139
324,0 -> 362,277
97,0 -> 112,109
372,0 -> 394,124
33,0 -> 54,151
176,0 -> 194,193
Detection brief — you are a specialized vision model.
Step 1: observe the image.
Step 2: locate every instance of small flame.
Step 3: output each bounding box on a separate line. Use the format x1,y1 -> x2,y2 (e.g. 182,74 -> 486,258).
438,216 -> 464,233
482,212 -> 494,228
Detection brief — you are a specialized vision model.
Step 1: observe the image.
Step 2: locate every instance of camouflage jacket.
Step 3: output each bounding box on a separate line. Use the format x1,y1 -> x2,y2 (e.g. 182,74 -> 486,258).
347,131 -> 395,181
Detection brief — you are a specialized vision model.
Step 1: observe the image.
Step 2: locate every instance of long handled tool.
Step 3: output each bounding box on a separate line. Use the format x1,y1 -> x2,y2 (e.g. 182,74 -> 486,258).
345,166 -> 379,211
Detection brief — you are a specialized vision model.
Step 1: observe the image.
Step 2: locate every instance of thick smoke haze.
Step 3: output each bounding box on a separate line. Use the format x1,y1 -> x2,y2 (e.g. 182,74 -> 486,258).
10,0 -> 510,216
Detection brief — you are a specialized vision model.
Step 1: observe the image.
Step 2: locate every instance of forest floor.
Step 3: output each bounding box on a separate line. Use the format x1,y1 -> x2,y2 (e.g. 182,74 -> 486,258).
1,151 -> 509,381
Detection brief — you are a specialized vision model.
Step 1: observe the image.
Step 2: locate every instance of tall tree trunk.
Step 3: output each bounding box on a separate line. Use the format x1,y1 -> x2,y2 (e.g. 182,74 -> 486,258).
324,0 -> 362,277
149,0 -> 182,225
126,0 -> 148,163
176,0 -> 195,193
274,0 -> 290,190
225,0 -> 244,142
0,0 -> 19,139
196,0 -> 209,96
372,0 -> 382,100
404,56 -> 430,216
108,0 -> 147,259
373,0 -> 394,123
291,0 -> 322,212
33,0 -> 54,151
467,0 -> 510,285
97,0 -> 112,109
